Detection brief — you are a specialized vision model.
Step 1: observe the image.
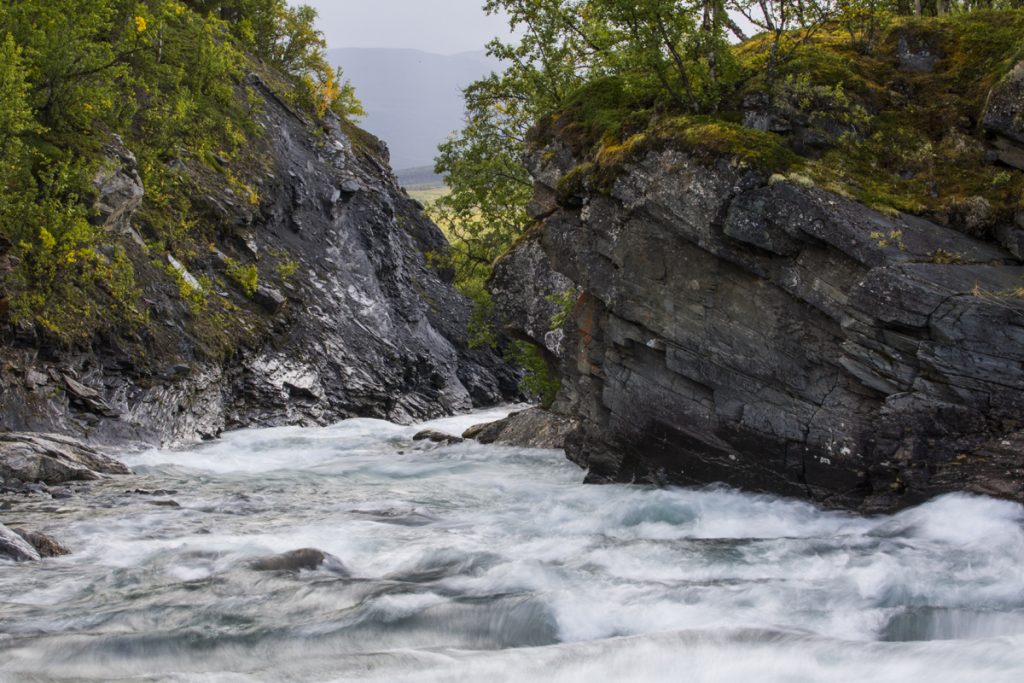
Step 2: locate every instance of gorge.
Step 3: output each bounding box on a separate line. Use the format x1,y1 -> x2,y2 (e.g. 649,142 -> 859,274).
3,2 -> 1024,681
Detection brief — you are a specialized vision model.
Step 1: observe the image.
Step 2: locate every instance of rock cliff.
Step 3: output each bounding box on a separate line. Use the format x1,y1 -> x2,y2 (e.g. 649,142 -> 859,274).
496,60 -> 1024,512
0,76 -> 517,446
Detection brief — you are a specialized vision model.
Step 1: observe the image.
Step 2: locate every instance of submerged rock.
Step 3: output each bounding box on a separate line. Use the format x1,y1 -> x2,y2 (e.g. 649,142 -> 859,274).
0,433 -> 130,485
0,523 -> 41,562
463,408 -> 579,450
412,430 -> 465,445
250,548 -> 347,574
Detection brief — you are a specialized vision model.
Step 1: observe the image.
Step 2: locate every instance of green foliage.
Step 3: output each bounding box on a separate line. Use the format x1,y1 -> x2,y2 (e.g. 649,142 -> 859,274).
7,161 -> 142,340
506,340 -> 560,408
275,258 -> 298,280
547,288 -> 577,330
185,0 -> 363,120
0,0 -> 361,346
782,10 -> 1024,222
224,257 -> 258,297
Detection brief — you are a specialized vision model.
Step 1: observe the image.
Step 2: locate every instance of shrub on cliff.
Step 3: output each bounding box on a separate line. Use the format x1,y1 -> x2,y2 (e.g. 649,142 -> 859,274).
0,0 -> 362,345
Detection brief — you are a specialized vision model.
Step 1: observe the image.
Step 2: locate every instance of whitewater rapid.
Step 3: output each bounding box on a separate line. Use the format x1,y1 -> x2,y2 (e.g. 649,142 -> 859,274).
1,407 -> 1023,682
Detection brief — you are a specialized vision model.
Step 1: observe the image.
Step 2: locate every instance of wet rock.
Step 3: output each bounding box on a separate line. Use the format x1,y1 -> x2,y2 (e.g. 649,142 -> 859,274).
0,523 -> 41,562
11,528 -> 71,558
413,430 -> 465,445
0,432 -> 130,485
147,499 -> 181,508
463,408 -> 579,450
130,488 -> 179,496
250,548 -> 348,574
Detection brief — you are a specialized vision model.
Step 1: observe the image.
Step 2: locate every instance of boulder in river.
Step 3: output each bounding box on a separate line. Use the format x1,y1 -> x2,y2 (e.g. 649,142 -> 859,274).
11,528 -> 71,558
0,433 -> 130,485
250,548 -> 348,574
463,408 -> 579,450
0,523 -> 41,562
412,430 -> 465,446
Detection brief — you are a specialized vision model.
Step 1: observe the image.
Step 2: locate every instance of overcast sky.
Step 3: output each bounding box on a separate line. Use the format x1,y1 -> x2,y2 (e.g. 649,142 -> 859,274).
288,0 -> 511,54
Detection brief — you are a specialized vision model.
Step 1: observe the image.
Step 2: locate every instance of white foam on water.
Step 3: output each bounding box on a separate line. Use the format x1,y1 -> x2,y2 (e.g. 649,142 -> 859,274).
2,412 -> 1024,682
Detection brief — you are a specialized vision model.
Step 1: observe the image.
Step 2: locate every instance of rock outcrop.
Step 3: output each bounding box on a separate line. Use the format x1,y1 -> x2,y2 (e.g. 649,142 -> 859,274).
984,60 -> 1024,171
0,432 -> 130,484
490,233 -> 578,363
463,407 -> 579,450
0,76 -> 517,447
507,115 -> 1024,511
0,523 -> 40,562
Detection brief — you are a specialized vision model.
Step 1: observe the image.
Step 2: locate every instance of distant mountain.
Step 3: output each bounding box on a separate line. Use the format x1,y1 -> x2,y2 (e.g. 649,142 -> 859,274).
328,48 -> 501,172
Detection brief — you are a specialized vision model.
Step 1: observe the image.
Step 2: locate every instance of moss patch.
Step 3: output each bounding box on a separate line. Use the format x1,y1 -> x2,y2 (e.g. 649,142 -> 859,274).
543,11 -> 1024,235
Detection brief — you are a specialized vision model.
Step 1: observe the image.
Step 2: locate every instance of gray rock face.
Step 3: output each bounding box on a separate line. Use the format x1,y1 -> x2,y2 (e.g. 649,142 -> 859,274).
0,432 -> 130,485
490,233 -> 578,361
463,407 -> 579,450
1,523 -> 41,562
516,139 -> 1024,512
0,75 -> 518,446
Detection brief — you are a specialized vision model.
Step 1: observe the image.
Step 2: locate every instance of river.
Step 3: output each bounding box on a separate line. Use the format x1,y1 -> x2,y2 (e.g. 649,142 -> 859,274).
2,408 -> 1023,682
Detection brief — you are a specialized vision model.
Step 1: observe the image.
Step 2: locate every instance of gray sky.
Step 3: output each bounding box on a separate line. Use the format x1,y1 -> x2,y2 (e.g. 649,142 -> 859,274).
288,0 -> 511,54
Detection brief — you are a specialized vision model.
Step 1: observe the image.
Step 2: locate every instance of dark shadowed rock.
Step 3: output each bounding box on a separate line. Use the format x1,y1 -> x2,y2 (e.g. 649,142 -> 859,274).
895,31 -> 940,73
147,499 -> 181,508
984,60 -> 1024,170
250,548 -> 348,574
253,285 -> 286,313
0,523 -> 41,562
511,132 -> 1024,512
0,433 -> 130,485
463,408 -> 579,450
413,429 -> 465,445
11,528 -> 71,558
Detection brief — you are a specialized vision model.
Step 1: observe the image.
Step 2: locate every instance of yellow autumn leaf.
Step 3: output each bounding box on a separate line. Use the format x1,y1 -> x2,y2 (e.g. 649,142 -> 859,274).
135,16 -> 147,33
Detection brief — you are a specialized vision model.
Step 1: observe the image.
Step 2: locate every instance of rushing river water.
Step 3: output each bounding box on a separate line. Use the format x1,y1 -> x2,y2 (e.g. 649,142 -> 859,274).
2,407 -> 1024,682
